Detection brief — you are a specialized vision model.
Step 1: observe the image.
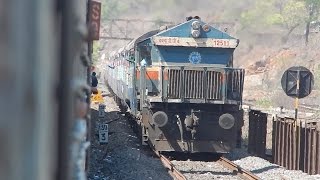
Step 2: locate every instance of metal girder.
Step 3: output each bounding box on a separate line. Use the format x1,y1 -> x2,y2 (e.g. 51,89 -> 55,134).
100,36 -> 134,40
100,18 -> 175,41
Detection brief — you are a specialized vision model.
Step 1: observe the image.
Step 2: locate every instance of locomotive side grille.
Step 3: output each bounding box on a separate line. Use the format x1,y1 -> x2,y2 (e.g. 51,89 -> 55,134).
206,71 -> 222,100
229,69 -> 245,100
167,69 -> 181,98
184,70 -> 204,99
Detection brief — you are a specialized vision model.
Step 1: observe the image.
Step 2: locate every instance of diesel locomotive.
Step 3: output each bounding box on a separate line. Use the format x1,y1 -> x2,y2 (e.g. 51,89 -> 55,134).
104,17 -> 245,153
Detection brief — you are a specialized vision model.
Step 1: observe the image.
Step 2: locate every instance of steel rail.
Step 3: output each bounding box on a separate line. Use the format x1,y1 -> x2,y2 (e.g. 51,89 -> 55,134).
155,152 -> 187,180
218,157 -> 260,180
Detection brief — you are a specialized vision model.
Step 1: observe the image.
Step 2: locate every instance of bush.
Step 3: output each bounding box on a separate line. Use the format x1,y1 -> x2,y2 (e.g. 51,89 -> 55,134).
255,97 -> 272,108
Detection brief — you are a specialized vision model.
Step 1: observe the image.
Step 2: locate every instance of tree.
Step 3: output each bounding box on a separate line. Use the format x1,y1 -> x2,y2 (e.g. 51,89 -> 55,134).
240,0 -> 278,30
301,0 -> 320,45
281,0 -> 307,42
239,0 -> 308,43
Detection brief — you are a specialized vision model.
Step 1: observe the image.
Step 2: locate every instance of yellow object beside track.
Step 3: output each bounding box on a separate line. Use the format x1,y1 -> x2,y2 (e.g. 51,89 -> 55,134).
91,90 -> 104,103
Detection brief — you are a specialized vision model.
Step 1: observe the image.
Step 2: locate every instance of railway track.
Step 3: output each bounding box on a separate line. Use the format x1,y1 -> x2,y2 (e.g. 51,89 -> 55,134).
157,153 -> 187,180
217,157 -> 260,180
156,152 -> 260,180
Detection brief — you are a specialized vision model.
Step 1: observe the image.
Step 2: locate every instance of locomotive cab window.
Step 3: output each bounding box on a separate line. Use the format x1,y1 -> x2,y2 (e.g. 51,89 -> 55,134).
139,45 -> 152,66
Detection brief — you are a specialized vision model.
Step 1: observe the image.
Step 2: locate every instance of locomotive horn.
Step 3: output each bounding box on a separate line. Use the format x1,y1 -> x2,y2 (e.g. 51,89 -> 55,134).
194,16 -> 201,20
186,16 -> 193,21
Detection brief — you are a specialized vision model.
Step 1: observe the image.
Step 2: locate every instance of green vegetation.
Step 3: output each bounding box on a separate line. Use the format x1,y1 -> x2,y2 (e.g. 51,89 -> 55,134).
256,97 -> 273,108
240,0 -> 280,28
239,0 -> 320,43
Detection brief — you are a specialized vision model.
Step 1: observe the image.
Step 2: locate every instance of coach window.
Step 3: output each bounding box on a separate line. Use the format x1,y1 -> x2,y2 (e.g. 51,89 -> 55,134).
129,49 -> 135,62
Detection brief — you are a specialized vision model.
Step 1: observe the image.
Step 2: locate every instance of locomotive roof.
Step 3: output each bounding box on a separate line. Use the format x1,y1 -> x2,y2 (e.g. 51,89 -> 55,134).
126,19 -> 238,50
134,19 -> 238,48
153,19 -> 236,39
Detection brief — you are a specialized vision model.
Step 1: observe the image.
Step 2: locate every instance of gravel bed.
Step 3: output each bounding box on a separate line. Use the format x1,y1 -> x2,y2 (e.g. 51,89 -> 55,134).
225,137 -> 320,180
87,82 -> 172,180
170,147 -> 320,180
171,160 -> 241,180
233,156 -> 320,180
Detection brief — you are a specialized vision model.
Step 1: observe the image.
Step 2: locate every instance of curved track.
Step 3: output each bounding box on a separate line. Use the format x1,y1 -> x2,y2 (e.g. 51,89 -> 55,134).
157,152 -> 260,180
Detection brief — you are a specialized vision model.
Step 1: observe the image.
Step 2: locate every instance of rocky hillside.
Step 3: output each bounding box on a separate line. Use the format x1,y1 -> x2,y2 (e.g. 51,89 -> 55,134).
239,33 -> 320,109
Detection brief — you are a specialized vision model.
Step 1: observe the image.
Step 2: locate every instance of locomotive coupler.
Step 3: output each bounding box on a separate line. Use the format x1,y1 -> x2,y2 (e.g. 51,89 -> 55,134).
184,110 -> 200,139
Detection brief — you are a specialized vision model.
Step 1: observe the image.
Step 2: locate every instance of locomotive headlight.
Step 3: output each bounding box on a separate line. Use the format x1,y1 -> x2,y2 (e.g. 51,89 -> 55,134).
152,111 -> 168,128
202,24 -> 210,32
218,113 -> 235,130
191,21 -> 201,30
191,29 -> 200,38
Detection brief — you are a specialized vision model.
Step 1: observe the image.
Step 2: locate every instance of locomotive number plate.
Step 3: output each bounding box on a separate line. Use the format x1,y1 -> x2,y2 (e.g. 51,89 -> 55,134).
153,37 -> 238,48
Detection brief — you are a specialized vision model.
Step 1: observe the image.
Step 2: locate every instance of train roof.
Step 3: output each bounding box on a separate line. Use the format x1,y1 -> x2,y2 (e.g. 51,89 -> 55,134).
125,29 -> 161,50
124,40 -> 135,51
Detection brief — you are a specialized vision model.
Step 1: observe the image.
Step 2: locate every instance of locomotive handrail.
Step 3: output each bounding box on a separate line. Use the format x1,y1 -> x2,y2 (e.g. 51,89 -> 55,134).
139,65 -> 147,110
